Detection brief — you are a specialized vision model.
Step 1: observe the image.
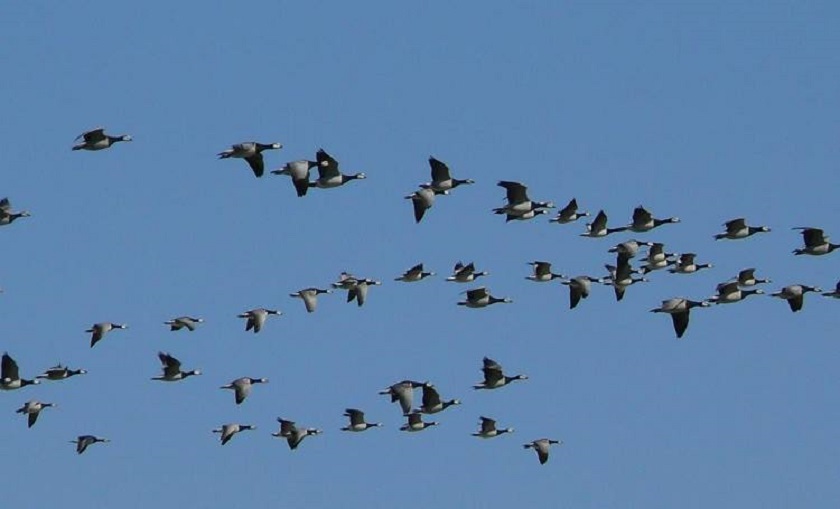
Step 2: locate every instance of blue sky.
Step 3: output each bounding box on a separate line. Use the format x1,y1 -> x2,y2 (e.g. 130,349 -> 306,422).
2,1 -> 839,507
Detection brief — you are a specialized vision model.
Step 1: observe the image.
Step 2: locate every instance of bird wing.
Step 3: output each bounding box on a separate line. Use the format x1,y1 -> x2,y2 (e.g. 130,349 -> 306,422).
725,218 -> 747,232
80,128 -> 106,143
591,210 -> 608,230
799,227 -> 826,247
422,385 -> 442,408
429,157 -> 452,182
2,353 -> 19,380
316,149 -> 340,179
244,154 -> 265,177
480,417 -> 496,434
497,181 -> 528,204
671,311 -> 689,338
633,206 -> 652,226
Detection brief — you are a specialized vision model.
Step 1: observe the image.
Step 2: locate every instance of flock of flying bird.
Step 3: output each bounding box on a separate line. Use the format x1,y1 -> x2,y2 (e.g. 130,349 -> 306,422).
2,127 -> 838,465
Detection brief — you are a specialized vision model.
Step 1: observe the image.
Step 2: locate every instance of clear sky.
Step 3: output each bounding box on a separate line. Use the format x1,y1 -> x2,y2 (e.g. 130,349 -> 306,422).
2,1 -> 839,508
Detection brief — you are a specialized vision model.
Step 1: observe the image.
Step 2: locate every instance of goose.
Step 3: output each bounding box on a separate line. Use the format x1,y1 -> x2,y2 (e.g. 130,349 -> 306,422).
151,352 -> 201,382
220,377 -> 268,405
650,298 -> 710,338
270,160 -> 319,197
237,308 -> 281,333
1,353 -> 40,390
332,272 -> 381,307
639,243 -> 677,274
415,385 -> 460,414
425,156 -> 474,192
312,148 -> 365,189
72,128 -> 131,151
714,218 -> 770,240
708,281 -> 764,304
737,268 -> 771,287
770,284 -> 821,312
609,239 -> 654,260
446,261 -> 488,283
16,400 -> 55,428
602,262 -> 648,301
164,316 -> 204,332
405,185 -> 444,223
71,435 -> 110,454
86,322 -> 127,348
628,205 -> 680,232
474,357 -> 527,390
822,281 -> 840,298
0,198 -> 31,226
289,287 -> 332,313
379,380 -> 429,415
400,412 -> 438,432
549,198 -> 589,224
793,227 -> 839,256
525,261 -> 565,282
524,438 -> 563,465
581,210 -> 627,238
561,276 -> 602,309
668,253 -> 713,274
472,416 -> 514,438
503,208 -> 552,222
273,418 -> 321,449
212,424 -> 255,446
217,142 -> 282,178
395,263 -> 435,282
494,181 -> 553,217
458,287 -> 512,308
37,364 -> 87,381
341,409 -> 382,432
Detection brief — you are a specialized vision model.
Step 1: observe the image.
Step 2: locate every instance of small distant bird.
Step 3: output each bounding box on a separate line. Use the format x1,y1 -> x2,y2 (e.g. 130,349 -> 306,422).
792,227 -> 839,256
218,142 -> 283,178
549,198 -> 589,224
71,435 -> 109,454
237,308 -> 281,333
458,287 -> 513,308
523,438 -> 563,465
714,218 -> 770,240
708,281 -> 764,304
273,418 -> 321,449
494,181 -> 553,217
400,412 -> 438,432
609,240 -> 654,261
650,298 -> 710,338
446,261 -> 488,283
737,268 -> 771,287
406,185 -> 445,223
271,159 -> 318,197
379,380 -> 429,415
415,384 -> 460,414
151,352 -> 201,382
289,287 -> 332,313
72,127 -> 131,151
561,276 -> 602,309
668,253 -> 713,274
220,377 -> 268,405
332,273 -> 381,307
312,148 -> 366,189
581,210 -> 627,238
770,284 -> 821,312
602,262 -> 648,301
472,416 -> 514,438
628,205 -> 680,232
341,409 -> 382,432
37,364 -> 87,381
164,316 -> 204,332
822,281 -> 840,298
86,322 -> 127,348
425,156 -> 474,192
474,357 -> 527,390
0,198 -> 31,226
212,424 -> 255,445
525,261 -> 565,282
395,263 -> 435,282
1,353 -> 40,390
16,400 -> 55,428
639,243 -> 677,274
